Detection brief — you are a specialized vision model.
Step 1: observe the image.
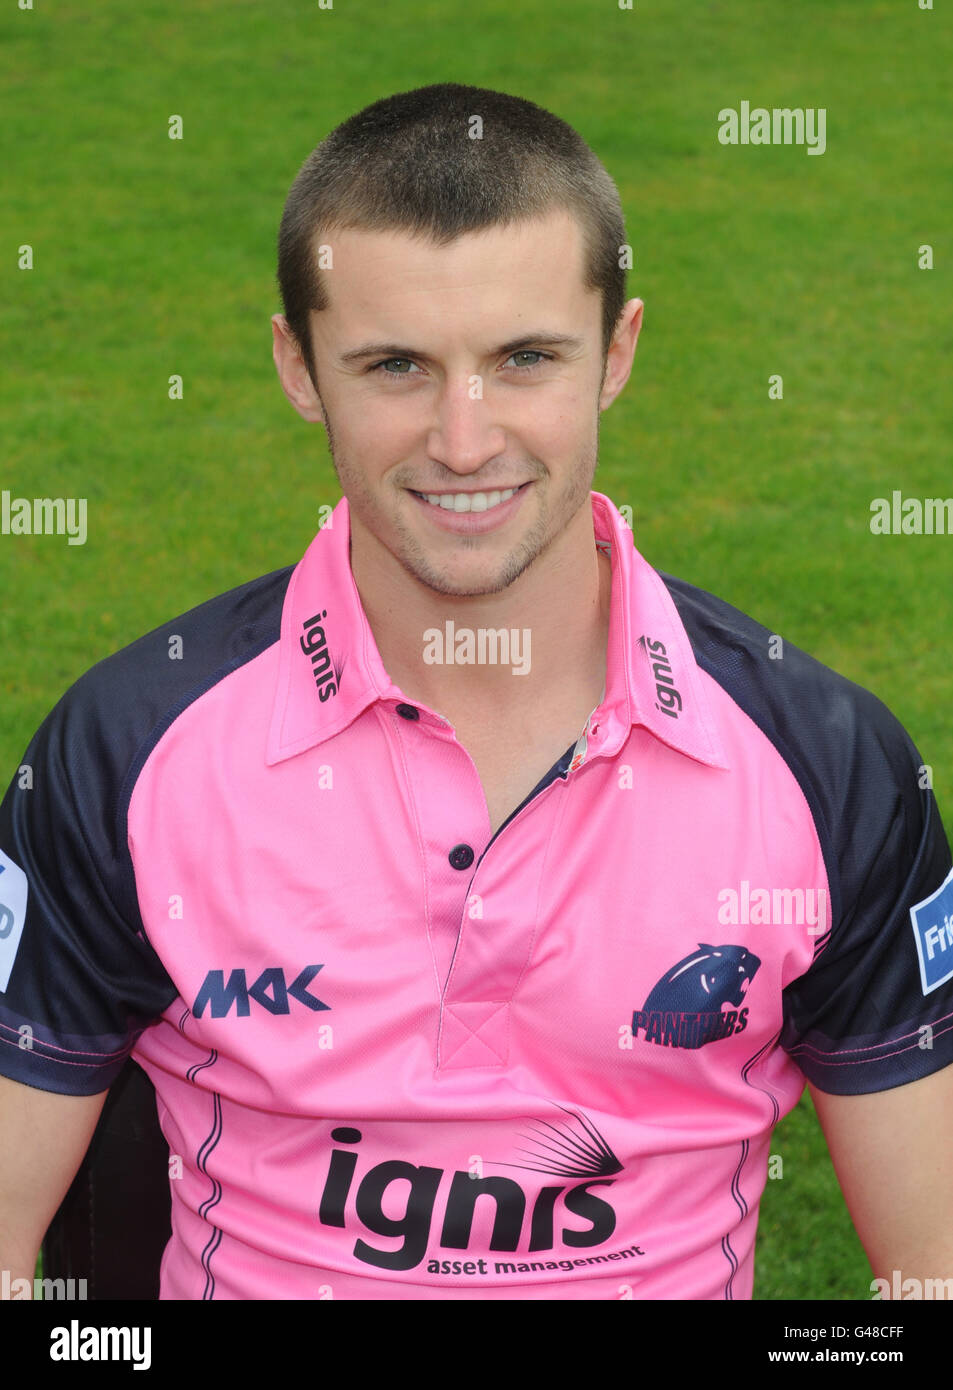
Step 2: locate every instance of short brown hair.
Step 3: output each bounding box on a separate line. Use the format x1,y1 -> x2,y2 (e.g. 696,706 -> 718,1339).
276,83 -> 628,389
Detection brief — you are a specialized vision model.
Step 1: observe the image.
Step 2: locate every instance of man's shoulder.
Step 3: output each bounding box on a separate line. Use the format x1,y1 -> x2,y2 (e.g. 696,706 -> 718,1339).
63,563 -> 291,720
658,567 -> 906,757
0,566 -> 297,1090
22,563 -> 294,797
657,567 -> 945,869
657,569 -> 953,972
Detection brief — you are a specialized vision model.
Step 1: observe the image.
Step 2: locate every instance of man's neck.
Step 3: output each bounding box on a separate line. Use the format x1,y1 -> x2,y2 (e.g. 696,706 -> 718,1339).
350,510 -> 612,725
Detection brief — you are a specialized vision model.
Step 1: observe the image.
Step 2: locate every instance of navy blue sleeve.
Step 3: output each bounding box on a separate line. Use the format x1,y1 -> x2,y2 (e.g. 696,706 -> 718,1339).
0,672 -> 178,1096
0,566 -> 289,1096
776,688 -> 953,1094
664,572 -> 953,1096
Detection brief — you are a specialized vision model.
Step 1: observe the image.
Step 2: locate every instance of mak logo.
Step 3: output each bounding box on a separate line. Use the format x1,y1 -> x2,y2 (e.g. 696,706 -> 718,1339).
910,867 -> 953,995
0,851 -> 29,994
192,965 -> 329,1018
632,943 -> 760,1050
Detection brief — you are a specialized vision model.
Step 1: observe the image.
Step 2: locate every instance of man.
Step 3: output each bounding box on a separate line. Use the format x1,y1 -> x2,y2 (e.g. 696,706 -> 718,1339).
1,83 -> 951,1301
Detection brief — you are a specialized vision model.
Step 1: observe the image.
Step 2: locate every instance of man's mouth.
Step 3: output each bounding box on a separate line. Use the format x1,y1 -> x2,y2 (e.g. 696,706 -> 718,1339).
408,482 -> 532,514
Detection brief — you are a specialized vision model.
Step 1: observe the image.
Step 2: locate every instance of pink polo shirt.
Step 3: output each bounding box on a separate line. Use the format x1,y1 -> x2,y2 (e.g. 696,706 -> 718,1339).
1,490 -> 951,1299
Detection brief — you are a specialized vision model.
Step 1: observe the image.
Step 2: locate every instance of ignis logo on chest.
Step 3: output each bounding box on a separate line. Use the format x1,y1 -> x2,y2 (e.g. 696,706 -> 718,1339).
192,965 -> 329,1018
301,610 -> 340,702
317,1110 -> 624,1273
639,636 -> 682,718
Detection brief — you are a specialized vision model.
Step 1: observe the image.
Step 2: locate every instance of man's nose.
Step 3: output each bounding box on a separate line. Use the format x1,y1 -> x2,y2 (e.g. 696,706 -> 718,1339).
425,375 -> 507,476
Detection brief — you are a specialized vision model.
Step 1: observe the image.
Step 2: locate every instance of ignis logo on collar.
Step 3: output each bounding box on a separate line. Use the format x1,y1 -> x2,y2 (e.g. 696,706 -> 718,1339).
640,636 -> 682,719
301,610 -> 340,703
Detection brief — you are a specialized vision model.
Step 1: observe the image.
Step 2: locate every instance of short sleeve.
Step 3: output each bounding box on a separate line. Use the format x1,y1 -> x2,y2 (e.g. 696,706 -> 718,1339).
0,668 -> 177,1096
780,690 -> 953,1095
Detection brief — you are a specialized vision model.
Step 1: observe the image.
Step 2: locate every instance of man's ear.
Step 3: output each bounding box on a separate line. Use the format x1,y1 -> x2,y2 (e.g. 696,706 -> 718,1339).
271,314 -> 326,424
598,298 -> 644,413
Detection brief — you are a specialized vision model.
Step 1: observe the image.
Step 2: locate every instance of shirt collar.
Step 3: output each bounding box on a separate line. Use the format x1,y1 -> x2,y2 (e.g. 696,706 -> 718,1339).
266,490 -> 729,771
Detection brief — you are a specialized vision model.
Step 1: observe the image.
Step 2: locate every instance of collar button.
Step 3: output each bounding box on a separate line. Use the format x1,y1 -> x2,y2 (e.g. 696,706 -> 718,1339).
449,843 -> 475,871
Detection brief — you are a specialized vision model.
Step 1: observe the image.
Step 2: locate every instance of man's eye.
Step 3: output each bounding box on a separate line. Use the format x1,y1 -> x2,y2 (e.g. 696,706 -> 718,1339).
372,358 -> 420,376
507,350 -> 552,371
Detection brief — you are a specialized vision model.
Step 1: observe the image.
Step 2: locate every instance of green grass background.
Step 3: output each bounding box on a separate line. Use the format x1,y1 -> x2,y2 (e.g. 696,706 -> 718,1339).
3,0 -> 950,1300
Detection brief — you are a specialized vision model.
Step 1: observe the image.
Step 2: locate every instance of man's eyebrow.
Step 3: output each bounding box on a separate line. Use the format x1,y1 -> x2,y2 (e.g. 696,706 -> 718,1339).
337,332 -> 586,366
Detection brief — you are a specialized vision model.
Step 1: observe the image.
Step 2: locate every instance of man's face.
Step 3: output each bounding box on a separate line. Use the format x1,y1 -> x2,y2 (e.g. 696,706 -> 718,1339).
273,209 -> 641,598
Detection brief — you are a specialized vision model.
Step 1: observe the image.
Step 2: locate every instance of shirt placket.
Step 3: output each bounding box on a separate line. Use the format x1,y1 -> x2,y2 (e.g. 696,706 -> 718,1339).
390,695 -> 605,1072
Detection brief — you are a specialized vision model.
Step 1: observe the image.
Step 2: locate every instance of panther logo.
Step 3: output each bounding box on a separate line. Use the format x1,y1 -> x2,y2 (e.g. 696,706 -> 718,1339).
633,944 -> 761,1050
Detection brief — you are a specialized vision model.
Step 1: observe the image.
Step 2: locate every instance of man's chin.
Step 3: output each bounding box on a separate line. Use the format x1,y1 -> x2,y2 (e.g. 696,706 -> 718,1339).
403,567 -> 525,601
399,544 -> 542,600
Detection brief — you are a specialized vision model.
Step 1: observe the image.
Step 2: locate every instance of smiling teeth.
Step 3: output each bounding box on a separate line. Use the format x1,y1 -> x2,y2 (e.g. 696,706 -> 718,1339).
419,487 -> 519,513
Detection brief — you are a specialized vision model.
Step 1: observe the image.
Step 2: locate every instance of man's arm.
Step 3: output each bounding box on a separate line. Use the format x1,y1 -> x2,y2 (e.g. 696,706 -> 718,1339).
809,1068 -> 953,1287
0,1073 -> 108,1283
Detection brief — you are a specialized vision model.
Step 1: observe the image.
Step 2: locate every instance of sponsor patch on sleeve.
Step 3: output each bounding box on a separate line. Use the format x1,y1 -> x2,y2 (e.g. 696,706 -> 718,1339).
0,849 -> 29,993
909,866 -> 953,996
